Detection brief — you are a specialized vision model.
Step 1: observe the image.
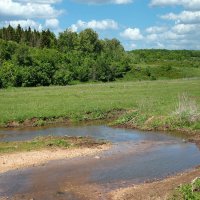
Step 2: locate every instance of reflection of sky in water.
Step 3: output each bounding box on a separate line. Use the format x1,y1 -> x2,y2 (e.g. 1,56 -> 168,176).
0,125 -> 183,143
90,143 -> 200,186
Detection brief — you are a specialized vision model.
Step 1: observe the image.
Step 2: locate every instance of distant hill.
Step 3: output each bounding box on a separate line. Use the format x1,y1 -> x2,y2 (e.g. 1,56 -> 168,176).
123,49 -> 200,81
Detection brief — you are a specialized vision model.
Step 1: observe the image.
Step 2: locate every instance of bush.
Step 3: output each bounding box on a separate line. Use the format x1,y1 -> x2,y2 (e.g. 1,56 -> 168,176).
53,69 -> 72,85
0,62 -> 17,87
0,77 -> 2,88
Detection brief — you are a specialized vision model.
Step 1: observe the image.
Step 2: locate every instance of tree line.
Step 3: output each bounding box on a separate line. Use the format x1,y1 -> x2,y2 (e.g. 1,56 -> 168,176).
0,25 -> 200,88
0,25 -> 56,48
0,25 -> 130,88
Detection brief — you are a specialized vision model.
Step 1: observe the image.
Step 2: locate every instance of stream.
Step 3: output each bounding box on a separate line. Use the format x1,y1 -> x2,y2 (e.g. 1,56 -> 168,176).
0,123 -> 200,199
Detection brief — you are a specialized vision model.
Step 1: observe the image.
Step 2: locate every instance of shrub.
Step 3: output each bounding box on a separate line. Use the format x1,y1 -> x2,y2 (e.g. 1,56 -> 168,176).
0,62 -> 17,87
53,69 -> 72,85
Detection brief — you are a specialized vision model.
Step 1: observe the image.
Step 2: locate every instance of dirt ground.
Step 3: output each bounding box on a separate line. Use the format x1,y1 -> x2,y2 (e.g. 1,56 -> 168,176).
110,167 -> 200,200
0,144 -> 110,173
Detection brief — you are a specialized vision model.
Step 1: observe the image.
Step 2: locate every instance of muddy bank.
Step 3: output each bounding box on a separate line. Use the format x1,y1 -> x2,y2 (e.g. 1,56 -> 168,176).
2,109 -> 200,148
110,166 -> 200,200
3,110 -> 125,128
0,144 -> 110,174
115,123 -> 200,149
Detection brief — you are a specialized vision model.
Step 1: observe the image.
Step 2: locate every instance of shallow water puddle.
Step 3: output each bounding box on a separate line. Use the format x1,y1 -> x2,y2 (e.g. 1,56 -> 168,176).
0,124 -> 200,199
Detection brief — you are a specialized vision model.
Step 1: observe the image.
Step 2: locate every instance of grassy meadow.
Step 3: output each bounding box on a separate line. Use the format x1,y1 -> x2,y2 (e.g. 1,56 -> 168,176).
0,78 -> 200,131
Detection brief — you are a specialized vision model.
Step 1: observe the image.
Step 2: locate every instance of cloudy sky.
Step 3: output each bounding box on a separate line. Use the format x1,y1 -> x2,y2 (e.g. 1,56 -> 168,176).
0,0 -> 200,50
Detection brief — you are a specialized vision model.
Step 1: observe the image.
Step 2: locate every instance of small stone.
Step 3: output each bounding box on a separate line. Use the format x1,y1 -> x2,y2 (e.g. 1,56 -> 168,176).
56,191 -> 65,196
94,156 -> 100,159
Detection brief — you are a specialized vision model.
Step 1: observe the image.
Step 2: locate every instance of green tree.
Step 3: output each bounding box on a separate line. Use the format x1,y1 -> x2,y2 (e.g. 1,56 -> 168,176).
6,25 -> 15,41
0,39 -> 17,62
40,29 -> 56,48
79,29 -> 101,55
14,45 -> 32,66
58,29 -> 79,53
15,24 -> 23,43
0,62 -> 16,87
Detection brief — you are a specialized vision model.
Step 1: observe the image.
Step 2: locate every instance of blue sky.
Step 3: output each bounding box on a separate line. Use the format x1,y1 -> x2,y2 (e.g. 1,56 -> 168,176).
0,0 -> 200,50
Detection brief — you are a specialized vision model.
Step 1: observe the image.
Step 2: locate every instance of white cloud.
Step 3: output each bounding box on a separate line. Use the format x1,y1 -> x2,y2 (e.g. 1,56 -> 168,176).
172,23 -> 198,34
146,26 -> 168,33
74,0 -> 132,5
146,33 -> 158,41
146,30 -> 184,42
113,0 -> 132,4
70,19 -> 118,32
3,19 -> 43,31
14,0 -> 61,3
147,0 -> 200,49
130,43 -> 137,48
143,23 -> 200,49
161,11 -> 200,24
0,0 -> 62,19
156,42 -> 165,48
120,28 -> 143,40
45,18 -> 59,29
150,0 -> 200,10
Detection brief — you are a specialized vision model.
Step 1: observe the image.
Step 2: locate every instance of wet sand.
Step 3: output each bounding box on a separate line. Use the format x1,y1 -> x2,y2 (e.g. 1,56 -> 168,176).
0,144 -> 110,174
110,167 -> 200,200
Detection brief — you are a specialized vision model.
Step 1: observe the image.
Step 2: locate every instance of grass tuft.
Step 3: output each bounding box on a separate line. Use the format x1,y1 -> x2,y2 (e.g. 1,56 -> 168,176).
173,93 -> 200,124
170,178 -> 200,200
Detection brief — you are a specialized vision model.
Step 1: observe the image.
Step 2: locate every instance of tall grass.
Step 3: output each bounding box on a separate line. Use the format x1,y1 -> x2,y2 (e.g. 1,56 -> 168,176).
173,93 -> 200,124
113,86 -> 200,132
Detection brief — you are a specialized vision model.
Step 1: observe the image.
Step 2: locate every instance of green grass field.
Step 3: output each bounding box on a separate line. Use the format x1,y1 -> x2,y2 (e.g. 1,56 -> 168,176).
0,78 -> 200,131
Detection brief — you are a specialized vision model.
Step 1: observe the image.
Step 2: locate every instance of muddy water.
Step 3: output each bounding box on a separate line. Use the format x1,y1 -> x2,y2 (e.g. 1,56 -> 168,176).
0,124 -> 200,200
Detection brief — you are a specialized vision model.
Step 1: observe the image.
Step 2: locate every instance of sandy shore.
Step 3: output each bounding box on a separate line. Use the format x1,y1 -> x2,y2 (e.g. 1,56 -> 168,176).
110,167 -> 200,200
0,144 -> 110,174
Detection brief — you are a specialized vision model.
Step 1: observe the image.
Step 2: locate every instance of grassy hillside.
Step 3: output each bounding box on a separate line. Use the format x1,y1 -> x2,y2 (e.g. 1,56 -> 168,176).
124,49 -> 200,81
0,79 -> 199,131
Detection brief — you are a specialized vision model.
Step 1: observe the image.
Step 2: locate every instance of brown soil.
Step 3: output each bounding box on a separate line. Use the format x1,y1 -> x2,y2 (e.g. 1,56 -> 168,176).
5,117 -> 72,128
110,167 -> 200,200
188,134 -> 200,149
0,144 -> 110,174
